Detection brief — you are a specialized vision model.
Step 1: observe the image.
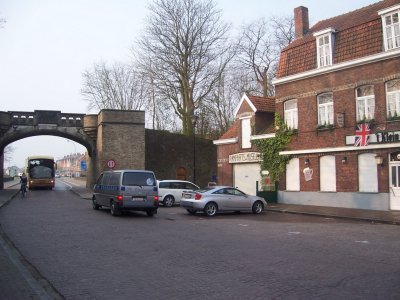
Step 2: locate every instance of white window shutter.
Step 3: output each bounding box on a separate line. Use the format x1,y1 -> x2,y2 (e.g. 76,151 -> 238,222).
286,158 -> 300,191
358,153 -> 378,192
320,156 -> 336,192
241,118 -> 251,148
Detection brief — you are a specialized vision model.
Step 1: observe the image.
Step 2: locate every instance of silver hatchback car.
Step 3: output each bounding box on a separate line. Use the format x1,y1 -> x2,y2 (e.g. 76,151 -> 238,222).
180,186 -> 267,217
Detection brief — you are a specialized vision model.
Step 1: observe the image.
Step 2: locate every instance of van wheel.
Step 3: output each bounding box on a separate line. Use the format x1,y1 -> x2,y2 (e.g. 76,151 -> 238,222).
92,197 -> 100,210
110,201 -> 121,216
146,210 -> 155,217
164,195 -> 174,207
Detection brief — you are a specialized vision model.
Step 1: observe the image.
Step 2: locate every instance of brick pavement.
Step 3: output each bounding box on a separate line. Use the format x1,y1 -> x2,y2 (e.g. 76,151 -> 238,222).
0,177 -> 399,300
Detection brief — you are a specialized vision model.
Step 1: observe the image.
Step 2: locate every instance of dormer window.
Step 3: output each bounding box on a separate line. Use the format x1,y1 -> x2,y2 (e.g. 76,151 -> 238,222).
313,28 -> 335,68
379,5 -> 400,51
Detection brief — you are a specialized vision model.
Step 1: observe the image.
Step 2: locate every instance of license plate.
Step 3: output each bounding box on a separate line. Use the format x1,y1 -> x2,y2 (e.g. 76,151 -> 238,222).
132,197 -> 145,201
184,194 -> 192,199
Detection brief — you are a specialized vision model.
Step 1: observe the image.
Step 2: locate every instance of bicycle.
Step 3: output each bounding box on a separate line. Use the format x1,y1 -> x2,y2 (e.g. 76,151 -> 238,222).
21,183 -> 27,198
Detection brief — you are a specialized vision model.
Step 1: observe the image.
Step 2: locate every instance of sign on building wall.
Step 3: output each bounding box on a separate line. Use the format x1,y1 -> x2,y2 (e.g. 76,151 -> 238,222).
336,112 -> 345,128
229,152 -> 261,164
346,129 -> 400,146
303,167 -> 313,181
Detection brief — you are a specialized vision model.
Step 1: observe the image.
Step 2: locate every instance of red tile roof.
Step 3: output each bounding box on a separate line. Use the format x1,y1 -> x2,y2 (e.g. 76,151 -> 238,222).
247,95 -> 276,113
220,120 -> 239,139
219,94 -> 276,140
276,0 -> 399,78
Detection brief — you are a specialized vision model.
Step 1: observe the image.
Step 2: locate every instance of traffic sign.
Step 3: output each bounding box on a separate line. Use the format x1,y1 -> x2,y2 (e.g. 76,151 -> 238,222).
106,159 -> 116,169
80,160 -> 87,171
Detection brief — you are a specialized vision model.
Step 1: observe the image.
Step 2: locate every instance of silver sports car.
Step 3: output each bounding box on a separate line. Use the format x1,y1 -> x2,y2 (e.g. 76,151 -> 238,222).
180,186 -> 267,217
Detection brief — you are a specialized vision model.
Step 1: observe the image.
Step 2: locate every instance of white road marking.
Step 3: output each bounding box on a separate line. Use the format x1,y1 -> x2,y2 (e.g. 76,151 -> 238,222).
238,224 -> 248,227
355,240 -> 370,244
288,232 -> 301,235
59,180 -> 72,189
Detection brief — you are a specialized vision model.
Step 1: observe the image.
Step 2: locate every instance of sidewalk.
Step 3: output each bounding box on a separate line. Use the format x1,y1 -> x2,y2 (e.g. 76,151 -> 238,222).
266,203 -> 400,225
0,180 -> 61,300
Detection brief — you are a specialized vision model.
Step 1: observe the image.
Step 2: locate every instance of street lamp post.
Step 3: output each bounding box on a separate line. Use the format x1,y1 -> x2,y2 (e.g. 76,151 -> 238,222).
190,114 -> 198,184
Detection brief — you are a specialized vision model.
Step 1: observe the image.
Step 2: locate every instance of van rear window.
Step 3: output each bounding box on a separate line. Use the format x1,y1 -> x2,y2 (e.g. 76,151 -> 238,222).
122,172 -> 155,186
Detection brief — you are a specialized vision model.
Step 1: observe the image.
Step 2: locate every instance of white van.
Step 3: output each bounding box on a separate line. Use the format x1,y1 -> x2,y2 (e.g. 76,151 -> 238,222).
157,180 -> 199,207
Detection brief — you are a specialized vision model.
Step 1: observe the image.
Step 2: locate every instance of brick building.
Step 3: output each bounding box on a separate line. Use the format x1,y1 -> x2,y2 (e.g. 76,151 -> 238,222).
213,93 -> 275,195
57,153 -> 86,177
273,0 -> 400,210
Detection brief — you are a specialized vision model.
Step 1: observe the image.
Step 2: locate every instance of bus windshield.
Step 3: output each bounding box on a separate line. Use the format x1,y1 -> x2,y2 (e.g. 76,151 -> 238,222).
28,159 -> 55,179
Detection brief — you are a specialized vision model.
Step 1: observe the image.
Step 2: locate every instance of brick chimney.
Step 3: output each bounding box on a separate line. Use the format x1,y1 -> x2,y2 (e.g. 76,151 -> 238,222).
294,6 -> 309,39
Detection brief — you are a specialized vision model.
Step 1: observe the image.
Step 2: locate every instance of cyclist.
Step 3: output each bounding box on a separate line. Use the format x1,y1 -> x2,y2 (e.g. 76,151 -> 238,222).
20,172 -> 27,198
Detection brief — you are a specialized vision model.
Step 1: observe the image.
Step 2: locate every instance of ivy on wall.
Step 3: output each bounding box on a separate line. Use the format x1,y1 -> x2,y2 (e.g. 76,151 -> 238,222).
254,113 -> 293,183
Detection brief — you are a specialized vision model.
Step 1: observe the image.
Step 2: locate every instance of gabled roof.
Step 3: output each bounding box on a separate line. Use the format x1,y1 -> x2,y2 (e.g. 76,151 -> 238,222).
276,0 -> 399,78
217,94 -> 275,141
219,119 -> 240,140
233,93 -> 275,116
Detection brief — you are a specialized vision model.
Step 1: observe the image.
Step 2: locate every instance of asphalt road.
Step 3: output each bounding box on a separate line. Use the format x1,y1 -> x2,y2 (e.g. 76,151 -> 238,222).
0,179 -> 399,300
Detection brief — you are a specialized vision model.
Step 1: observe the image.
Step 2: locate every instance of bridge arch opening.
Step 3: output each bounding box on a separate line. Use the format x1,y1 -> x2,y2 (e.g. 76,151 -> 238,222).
3,135 -> 89,187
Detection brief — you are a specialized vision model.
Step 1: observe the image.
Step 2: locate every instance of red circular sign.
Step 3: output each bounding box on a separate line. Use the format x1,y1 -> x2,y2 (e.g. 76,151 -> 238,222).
106,159 -> 116,169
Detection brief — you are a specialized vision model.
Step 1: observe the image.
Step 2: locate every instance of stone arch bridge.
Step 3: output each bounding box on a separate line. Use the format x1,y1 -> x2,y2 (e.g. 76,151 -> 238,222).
0,109 -> 145,189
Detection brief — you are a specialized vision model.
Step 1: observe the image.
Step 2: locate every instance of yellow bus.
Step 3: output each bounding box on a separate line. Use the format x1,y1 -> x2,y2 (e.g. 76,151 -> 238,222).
25,155 -> 56,189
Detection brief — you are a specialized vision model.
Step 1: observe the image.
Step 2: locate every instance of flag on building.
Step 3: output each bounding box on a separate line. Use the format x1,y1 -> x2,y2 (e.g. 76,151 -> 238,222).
354,123 -> 371,146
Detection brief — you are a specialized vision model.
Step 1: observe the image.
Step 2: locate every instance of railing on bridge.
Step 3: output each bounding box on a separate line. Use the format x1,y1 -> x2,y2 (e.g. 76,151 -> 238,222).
9,111 -> 85,127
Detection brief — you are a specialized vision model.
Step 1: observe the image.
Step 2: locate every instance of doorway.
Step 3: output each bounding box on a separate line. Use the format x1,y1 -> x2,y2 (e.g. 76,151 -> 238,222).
389,161 -> 400,210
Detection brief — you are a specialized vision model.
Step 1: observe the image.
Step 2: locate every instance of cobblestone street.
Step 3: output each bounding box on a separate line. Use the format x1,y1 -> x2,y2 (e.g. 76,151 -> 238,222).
0,179 -> 399,299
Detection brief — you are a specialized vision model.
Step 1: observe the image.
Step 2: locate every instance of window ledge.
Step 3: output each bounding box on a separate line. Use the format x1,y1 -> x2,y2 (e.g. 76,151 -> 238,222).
386,118 -> 400,123
358,192 -> 379,194
316,126 -> 335,132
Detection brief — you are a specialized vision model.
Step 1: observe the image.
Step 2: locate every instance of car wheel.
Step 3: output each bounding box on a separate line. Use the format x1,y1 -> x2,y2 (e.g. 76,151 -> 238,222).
110,201 -> 121,216
92,196 -> 100,210
163,195 -> 174,207
146,210 -> 155,217
186,208 -> 196,215
204,202 -> 217,217
252,201 -> 264,214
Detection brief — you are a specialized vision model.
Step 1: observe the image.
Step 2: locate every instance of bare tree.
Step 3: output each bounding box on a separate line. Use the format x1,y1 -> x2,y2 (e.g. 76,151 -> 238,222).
81,62 -> 147,111
198,69 -> 251,138
271,15 -> 295,50
4,145 -> 14,164
236,16 -> 294,97
137,54 -> 180,131
135,0 -> 234,135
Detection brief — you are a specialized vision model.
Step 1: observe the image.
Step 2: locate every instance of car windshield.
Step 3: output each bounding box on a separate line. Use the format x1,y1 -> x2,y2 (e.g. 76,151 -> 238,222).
122,172 -> 155,186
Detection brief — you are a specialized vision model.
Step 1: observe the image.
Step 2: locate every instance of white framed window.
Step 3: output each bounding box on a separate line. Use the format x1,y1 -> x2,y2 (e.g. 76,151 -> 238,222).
320,156 -> 336,192
284,99 -> 298,130
317,93 -> 334,126
356,86 -> 375,121
387,79 -> 400,119
358,153 -> 378,193
286,158 -> 300,191
313,28 -> 335,68
379,6 -> 400,51
241,117 -> 251,149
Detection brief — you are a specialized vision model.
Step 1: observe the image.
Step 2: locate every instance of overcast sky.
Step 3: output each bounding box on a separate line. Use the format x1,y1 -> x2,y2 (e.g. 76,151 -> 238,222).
1,0 -> 378,168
